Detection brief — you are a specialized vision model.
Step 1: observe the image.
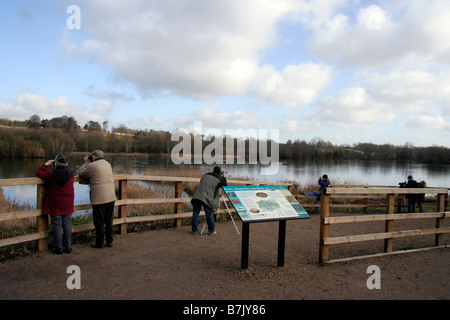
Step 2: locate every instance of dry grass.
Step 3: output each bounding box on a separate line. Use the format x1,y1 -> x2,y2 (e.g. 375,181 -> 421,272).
0,188 -> 35,232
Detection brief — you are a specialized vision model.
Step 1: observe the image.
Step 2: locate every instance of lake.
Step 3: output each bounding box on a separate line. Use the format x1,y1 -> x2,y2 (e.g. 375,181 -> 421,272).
0,155 -> 449,209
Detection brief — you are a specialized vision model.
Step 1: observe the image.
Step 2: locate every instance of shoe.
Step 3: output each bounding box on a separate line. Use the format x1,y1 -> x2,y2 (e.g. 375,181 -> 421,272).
105,243 -> 113,247
91,242 -> 103,248
51,248 -> 63,255
209,231 -> 217,236
64,248 -> 72,254
191,231 -> 198,235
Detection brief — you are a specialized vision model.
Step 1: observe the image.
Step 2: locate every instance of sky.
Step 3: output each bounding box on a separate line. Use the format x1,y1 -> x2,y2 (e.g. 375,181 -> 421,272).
0,0 -> 449,147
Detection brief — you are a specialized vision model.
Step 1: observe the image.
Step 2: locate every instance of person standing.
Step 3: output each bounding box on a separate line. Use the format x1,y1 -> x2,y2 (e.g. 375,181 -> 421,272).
404,175 -> 419,213
191,166 -> 227,235
36,154 -> 75,254
78,150 -> 116,248
417,180 -> 427,213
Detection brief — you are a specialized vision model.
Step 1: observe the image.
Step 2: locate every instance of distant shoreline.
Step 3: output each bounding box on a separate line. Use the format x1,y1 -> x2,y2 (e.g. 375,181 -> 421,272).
70,151 -> 169,158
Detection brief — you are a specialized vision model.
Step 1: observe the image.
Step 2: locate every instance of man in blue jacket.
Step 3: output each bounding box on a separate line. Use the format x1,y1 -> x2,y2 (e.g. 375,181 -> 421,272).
304,174 -> 332,212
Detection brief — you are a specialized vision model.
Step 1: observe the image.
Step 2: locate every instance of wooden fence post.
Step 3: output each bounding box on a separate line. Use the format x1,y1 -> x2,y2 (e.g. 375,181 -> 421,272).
36,184 -> 48,252
289,184 -> 299,199
363,196 -> 368,214
435,193 -> 445,246
319,190 -> 331,263
118,179 -> 128,234
174,181 -> 183,227
396,195 -> 402,213
384,193 -> 395,253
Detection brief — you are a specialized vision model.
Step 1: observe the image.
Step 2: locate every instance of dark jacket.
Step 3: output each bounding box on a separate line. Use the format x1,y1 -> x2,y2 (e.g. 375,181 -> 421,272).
192,172 -> 227,210
405,178 -> 419,199
319,178 -> 332,190
36,164 -> 75,216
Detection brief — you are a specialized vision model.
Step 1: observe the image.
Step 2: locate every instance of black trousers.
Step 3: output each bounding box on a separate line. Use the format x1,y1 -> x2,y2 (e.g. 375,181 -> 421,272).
92,201 -> 115,247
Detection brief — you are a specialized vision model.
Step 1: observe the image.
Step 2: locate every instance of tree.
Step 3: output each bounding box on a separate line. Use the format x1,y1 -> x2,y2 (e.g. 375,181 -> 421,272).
84,121 -> 102,131
28,114 -> 41,128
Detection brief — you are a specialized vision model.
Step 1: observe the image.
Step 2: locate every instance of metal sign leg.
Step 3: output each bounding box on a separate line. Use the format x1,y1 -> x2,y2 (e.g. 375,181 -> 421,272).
277,220 -> 287,267
241,222 -> 250,270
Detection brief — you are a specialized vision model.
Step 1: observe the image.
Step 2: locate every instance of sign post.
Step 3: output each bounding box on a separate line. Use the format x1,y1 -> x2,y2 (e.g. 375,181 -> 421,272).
222,185 -> 310,269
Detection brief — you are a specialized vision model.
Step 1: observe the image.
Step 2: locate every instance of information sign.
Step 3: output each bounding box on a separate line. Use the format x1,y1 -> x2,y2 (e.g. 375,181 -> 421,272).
222,185 -> 309,222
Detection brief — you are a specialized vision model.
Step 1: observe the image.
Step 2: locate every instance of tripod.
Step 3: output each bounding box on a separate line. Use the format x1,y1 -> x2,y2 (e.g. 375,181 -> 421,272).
201,194 -> 240,235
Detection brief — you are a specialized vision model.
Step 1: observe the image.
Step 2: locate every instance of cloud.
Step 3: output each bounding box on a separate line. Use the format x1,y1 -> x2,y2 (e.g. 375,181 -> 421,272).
308,0 -> 450,70
362,70 -> 450,114
403,115 -> 445,130
0,92 -> 113,125
308,87 -> 395,128
188,105 -> 262,130
61,0 -> 331,107
251,62 -> 331,107
84,85 -> 135,102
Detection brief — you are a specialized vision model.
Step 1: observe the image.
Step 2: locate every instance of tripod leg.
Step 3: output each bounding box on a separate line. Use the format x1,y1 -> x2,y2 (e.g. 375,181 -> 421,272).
221,194 -> 240,235
200,218 -> 206,234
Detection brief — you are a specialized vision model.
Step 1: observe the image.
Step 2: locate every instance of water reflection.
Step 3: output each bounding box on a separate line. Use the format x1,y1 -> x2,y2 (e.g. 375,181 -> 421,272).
0,156 -> 449,208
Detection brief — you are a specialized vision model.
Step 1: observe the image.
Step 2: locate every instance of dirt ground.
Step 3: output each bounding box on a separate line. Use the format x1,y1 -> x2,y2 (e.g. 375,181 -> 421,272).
0,214 -> 448,302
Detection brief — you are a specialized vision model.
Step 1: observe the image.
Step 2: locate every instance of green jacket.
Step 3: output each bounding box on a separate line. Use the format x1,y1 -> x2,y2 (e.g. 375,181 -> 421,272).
192,173 -> 227,210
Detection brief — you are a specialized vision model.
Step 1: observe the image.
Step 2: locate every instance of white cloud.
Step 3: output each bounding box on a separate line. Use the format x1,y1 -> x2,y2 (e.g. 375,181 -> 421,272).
172,104 -> 268,135
360,70 -> 450,115
251,62 -> 331,107
280,114 -> 299,134
309,87 -> 395,128
290,0 -> 348,29
403,115 -> 445,130
308,0 -> 450,70
193,105 -> 261,129
0,92 -> 113,125
61,0 -> 331,107
358,5 -> 390,31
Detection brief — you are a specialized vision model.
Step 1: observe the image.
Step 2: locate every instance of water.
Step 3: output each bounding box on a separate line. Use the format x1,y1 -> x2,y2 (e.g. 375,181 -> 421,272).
0,155 -> 449,209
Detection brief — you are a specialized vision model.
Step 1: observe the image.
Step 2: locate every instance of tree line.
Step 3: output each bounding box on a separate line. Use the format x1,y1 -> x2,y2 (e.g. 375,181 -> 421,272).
0,115 -> 449,164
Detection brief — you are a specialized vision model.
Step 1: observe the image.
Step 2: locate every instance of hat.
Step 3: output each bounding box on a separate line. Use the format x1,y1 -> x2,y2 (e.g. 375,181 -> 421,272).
91,150 -> 104,158
54,154 -> 69,167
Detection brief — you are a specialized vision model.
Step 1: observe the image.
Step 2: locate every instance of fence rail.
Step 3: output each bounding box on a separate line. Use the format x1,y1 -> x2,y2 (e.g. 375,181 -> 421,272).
1,177 -> 448,264
319,187 -> 449,263
0,175 -> 296,251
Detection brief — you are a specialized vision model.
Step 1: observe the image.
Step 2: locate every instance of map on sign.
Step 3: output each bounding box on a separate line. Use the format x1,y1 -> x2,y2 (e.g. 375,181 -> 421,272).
222,185 -> 310,222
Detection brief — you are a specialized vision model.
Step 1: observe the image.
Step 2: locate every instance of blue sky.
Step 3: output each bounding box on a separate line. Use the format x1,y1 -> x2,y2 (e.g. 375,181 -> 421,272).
1,0 -> 449,147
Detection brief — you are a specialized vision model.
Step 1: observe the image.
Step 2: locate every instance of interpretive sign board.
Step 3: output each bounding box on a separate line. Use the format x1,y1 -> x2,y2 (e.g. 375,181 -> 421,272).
222,185 -> 309,222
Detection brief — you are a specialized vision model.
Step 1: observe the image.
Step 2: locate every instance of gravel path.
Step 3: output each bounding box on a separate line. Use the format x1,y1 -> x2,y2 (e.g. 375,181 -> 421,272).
0,214 -> 448,301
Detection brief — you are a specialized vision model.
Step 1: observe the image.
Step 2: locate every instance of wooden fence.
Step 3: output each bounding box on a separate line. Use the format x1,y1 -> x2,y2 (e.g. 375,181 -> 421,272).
1,176 -> 448,263
0,175 -> 297,252
318,187 -> 449,263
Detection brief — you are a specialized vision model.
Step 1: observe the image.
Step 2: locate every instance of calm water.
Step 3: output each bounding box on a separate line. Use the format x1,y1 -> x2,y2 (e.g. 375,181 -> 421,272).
0,155 -> 449,208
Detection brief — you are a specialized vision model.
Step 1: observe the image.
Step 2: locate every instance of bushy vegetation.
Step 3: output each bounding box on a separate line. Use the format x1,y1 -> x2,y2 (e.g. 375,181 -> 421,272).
1,115 -> 449,164
280,139 -> 450,163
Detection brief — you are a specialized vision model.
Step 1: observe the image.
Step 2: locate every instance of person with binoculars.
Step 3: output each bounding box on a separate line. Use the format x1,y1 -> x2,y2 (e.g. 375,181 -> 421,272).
78,150 -> 116,248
